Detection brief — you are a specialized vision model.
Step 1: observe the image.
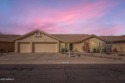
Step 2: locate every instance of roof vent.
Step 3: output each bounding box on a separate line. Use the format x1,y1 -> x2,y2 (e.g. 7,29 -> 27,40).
34,31 -> 42,37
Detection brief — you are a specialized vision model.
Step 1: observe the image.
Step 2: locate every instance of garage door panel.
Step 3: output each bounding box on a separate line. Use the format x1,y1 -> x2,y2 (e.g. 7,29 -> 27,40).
46,44 -> 57,52
34,44 -> 44,53
33,43 -> 57,53
19,43 -> 30,53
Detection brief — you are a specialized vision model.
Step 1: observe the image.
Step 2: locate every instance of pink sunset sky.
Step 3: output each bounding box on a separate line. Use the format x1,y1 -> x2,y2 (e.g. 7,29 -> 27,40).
0,0 -> 125,35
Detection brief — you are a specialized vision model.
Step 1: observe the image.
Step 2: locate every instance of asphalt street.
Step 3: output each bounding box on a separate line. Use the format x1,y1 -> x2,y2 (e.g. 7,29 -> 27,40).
0,64 -> 125,83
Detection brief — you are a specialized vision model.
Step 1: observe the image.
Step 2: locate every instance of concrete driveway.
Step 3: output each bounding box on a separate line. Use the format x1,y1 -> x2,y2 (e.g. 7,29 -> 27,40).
0,53 -> 125,64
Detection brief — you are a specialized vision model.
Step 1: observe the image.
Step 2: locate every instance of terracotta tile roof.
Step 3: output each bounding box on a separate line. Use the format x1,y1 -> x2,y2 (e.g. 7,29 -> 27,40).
51,34 -> 90,43
48,34 -> 125,43
0,33 -> 125,43
0,35 -> 21,42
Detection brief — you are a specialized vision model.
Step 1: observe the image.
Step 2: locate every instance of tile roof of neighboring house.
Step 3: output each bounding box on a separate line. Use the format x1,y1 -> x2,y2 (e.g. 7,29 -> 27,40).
0,35 -> 21,42
51,34 -> 90,43
99,36 -> 125,42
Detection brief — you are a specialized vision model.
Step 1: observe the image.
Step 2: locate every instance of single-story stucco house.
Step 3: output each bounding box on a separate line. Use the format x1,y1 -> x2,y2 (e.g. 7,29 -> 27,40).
0,29 -> 125,53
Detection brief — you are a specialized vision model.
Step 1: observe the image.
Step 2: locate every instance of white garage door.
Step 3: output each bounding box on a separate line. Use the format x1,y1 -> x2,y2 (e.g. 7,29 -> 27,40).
19,43 -> 30,53
33,43 -> 57,53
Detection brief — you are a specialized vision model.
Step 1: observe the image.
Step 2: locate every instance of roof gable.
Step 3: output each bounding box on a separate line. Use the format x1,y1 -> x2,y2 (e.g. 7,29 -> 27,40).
77,35 -> 106,43
14,29 -> 64,42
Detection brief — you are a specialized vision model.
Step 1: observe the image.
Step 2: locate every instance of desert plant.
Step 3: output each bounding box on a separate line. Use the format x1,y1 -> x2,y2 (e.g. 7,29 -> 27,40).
103,35 -> 113,54
113,48 -> 118,52
61,48 -> 68,53
61,48 -> 65,53
82,41 -> 90,53
93,48 -> 96,53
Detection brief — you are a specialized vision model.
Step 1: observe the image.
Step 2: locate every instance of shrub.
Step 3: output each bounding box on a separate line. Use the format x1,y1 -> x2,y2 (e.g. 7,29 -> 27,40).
113,48 -> 118,52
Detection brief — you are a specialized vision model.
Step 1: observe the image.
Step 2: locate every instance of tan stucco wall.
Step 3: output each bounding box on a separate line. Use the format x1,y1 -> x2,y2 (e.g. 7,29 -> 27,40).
15,32 -> 60,52
0,42 -> 14,52
74,37 -> 105,52
112,43 -> 125,52
74,42 -> 85,52
89,38 -> 105,51
59,42 -> 66,52
60,42 -> 66,49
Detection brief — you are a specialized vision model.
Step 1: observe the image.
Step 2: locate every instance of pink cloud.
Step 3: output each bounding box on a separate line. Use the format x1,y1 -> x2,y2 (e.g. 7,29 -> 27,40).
50,0 -> 117,23
84,23 -> 125,36
21,0 -> 117,24
6,0 -> 124,35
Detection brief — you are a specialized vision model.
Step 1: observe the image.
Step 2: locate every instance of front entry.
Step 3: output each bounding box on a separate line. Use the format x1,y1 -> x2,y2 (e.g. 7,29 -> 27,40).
69,43 -> 73,51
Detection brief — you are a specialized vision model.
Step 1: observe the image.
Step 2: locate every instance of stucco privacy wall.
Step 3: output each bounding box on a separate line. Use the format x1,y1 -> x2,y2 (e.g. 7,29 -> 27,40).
15,32 -> 59,53
112,43 -> 125,52
74,37 -> 105,52
0,42 -> 14,52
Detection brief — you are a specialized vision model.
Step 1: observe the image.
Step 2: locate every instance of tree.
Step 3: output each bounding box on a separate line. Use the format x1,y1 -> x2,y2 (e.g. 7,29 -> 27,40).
105,35 -> 113,54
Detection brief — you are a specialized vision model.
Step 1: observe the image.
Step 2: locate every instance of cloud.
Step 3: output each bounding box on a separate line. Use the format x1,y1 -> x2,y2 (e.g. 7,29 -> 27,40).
0,0 -> 125,35
13,0 -> 116,25
47,0 -> 118,23
82,23 -> 125,36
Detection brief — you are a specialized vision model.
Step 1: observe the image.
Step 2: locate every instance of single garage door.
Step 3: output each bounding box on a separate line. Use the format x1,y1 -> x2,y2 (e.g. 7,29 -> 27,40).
19,42 -> 30,53
33,42 -> 57,53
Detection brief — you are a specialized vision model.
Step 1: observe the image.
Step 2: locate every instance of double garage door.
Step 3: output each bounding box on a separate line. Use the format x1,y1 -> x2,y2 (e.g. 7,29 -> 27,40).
33,42 -> 57,53
18,42 -> 57,53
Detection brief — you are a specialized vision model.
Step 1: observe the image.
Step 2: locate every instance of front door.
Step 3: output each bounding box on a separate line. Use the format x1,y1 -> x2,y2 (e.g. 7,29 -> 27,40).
69,43 -> 73,51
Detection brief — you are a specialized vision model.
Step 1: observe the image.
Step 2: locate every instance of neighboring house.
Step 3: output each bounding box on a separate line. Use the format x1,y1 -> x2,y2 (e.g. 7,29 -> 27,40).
99,36 -> 125,52
0,35 -> 20,52
0,29 -> 125,53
